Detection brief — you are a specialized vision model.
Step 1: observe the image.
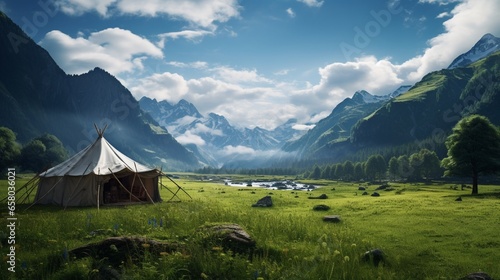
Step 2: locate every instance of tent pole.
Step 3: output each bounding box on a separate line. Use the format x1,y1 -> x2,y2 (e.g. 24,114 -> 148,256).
159,181 -> 179,199
134,163 -> 155,204
97,168 -> 100,211
24,176 -> 64,211
162,172 -> 192,199
18,177 -> 40,204
130,172 -> 137,202
108,168 -> 142,202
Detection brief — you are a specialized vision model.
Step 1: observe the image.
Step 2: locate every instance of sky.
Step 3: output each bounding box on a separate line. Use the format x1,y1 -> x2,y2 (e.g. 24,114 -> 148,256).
2,0 -> 500,131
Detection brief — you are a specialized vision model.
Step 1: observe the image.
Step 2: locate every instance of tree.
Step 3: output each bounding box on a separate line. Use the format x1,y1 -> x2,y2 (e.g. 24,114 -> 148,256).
310,165 -> 322,179
343,160 -> 354,181
0,127 -> 21,172
20,140 -> 46,172
353,162 -> 364,181
365,154 -> 386,181
397,155 -> 412,180
334,164 -> 344,180
388,156 -> 399,181
442,115 -> 500,195
418,149 -> 442,179
20,134 -> 68,172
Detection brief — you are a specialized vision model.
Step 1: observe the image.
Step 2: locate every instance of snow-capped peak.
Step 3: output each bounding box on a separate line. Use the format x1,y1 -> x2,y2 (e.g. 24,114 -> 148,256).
352,90 -> 388,103
448,33 -> 500,69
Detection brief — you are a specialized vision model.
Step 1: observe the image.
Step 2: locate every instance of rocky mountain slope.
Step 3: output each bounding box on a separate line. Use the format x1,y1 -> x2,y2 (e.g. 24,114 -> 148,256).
0,12 -> 201,170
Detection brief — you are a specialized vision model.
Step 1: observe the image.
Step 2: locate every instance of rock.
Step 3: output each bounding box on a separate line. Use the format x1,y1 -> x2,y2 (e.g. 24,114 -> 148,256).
358,186 -> 366,191
375,184 -> 389,190
313,204 -> 331,211
371,192 -> 380,197
70,236 -> 181,266
459,272 -> 494,280
363,249 -> 385,267
308,194 -> 328,199
362,191 -> 368,195
323,215 -> 341,223
252,195 -> 273,207
456,196 -> 462,201
197,223 -> 256,255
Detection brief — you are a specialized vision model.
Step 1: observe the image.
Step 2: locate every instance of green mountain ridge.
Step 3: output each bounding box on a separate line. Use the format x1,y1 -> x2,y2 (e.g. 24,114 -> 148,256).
0,12 -> 201,170
302,51 -> 500,162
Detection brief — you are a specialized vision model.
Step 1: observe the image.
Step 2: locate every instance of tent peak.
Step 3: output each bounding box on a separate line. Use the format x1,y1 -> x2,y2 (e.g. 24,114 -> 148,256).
94,123 -> 108,138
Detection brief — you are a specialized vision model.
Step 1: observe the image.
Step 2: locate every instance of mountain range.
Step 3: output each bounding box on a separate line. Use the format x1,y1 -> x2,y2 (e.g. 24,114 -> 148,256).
0,10 -> 499,170
0,12 -> 200,170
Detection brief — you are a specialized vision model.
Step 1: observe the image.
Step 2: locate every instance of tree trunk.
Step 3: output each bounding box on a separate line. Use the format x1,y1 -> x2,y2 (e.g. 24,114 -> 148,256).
471,172 -> 478,195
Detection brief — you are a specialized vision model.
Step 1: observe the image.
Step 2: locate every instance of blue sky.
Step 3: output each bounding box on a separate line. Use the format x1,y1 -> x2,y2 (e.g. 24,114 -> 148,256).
2,0 -> 500,132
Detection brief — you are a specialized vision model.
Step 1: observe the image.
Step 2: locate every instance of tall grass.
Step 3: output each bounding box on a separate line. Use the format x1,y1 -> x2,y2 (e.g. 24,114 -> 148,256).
0,176 -> 499,279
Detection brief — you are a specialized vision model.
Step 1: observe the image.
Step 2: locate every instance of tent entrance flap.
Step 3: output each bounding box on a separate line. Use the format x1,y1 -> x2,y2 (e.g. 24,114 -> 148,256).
103,173 -> 157,204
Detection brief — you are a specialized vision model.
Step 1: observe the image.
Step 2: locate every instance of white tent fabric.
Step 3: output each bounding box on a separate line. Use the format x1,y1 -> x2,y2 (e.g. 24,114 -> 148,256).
35,135 -> 161,207
40,136 -> 153,177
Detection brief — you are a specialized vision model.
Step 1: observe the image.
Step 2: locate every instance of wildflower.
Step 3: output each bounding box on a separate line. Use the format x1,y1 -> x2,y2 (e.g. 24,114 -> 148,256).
351,243 -> 357,248
201,272 -> 209,279
142,243 -> 151,248
321,242 -> 327,248
344,255 -> 350,262
333,250 -> 341,256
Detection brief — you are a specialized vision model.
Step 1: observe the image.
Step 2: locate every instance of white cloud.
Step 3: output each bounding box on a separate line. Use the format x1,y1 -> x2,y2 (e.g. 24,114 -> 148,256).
297,0 -> 324,8
130,72 -> 189,101
175,131 -> 206,146
406,0 -> 500,80
167,61 -> 208,69
221,145 -> 255,156
286,8 -> 295,18
157,30 -> 213,47
54,0 -> 241,30
192,123 -> 224,136
292,124 -> 315,131
418,0 -> 461,5
39,28 -> 163,75
436,12 -> 451,18
212,66 -> 273,84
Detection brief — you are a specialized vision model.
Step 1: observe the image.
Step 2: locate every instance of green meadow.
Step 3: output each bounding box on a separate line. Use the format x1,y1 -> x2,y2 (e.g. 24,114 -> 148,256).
1,174 -> 499,279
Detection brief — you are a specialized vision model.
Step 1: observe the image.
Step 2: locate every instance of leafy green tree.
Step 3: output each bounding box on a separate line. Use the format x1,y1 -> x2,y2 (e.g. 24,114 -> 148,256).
442,115 -> 500,195
310,164 -> 322,179
20,134 -> 68,172
334,164 -> 344,180
397,155 -> 412,180
365,154 -> 386,181
388,156 -> 399,181
418,149 -> 442,179
20,140 -> 47,172
343,160 -> 354,181
0,127 -> 21,172
353,162 -> 364,181
322,165 -> 331,179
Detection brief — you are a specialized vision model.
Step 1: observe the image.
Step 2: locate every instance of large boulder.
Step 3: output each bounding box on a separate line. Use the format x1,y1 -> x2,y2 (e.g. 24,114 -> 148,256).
69,236 -> 181,266
313,204 -> 331,211
322,215 -> 341,223
308,194 -> 328,199
252,195 -> 273,207
196,223 -> 256,255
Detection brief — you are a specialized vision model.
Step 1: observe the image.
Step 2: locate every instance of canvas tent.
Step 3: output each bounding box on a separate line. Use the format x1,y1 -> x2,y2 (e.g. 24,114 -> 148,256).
33,128 -> 161,207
